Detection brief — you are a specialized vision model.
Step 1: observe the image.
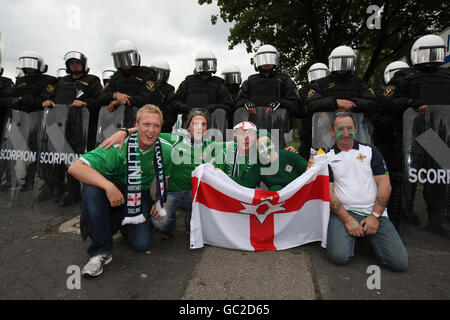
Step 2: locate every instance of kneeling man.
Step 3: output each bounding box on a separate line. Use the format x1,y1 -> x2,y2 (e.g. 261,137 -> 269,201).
326,111 -> 408,272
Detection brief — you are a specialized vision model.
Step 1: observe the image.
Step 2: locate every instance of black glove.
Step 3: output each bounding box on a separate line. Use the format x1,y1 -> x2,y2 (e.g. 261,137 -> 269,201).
268,101 -> 281,111
244,101 -> 255,110
8,97 -> 21,109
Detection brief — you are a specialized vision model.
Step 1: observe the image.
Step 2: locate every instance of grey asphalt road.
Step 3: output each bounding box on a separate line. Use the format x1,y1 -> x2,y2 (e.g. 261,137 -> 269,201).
0,194 -> 448,303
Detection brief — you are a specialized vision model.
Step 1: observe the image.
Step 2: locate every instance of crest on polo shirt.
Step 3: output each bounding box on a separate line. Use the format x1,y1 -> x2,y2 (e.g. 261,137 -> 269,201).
285,165 -> 293,173
356,153 -> 367,162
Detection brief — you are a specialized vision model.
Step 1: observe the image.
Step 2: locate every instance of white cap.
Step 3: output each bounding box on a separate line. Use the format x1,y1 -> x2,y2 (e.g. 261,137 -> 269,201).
233,121 -> 257,132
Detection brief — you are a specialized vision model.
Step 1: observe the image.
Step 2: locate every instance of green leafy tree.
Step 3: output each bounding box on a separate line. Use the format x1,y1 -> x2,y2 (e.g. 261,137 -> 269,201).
199,0 -> 448,88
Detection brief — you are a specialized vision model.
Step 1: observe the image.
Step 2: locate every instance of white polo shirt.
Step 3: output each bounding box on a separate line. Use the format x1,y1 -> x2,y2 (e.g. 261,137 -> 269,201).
327,141 -> 389,217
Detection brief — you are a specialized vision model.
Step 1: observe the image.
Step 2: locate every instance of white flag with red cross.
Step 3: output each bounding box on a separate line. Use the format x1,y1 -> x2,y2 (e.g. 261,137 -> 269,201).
190,155 -> 330,251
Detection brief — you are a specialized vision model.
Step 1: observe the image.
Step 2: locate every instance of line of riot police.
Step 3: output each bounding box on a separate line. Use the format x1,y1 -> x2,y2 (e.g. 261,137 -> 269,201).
0,35 -> 449,239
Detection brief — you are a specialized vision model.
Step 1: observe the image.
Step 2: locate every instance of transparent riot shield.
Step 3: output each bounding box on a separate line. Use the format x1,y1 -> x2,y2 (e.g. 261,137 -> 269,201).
33,105 -> 89,211
171,114 -> 183,133
96,104 -> 137,146
403,105 -> 450,225
232,106 -> 272,130
0,109 -> 43,209
311,112 -> 373,151
208,108 -> 227,142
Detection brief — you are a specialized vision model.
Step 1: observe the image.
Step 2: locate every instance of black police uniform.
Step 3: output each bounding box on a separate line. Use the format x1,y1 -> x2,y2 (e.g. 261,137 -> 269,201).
0,76 -> 14,132
225,83 -> 241,130
384,65 -> 450,237
97,67 -> 161,128
297,85 -> 312,160
372,85 -> 401,228
234,71 -> 299,147
0,72 -> 57,193
306,72 -> 378,114
43,73 -> 103,206
157,82 -> 176,133
2,73 -> 57,112
172,74 -> 232,139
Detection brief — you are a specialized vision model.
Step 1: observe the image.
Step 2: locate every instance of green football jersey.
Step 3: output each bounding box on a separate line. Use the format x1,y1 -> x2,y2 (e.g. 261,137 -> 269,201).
80,137 -> 173,190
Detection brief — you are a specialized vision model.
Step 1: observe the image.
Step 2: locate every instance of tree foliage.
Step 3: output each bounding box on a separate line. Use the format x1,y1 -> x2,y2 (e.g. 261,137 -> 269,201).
199,0 -> 449,88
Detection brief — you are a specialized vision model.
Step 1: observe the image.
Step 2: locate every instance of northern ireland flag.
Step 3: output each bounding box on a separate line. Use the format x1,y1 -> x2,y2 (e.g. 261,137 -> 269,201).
190,155 -> 330,251
127,193 -> 141,207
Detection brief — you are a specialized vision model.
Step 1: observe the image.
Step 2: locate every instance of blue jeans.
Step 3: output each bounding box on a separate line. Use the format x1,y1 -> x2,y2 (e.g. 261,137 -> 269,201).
163,190 -> 193,236
326,211 -> 408,272
82,175 -> 163,257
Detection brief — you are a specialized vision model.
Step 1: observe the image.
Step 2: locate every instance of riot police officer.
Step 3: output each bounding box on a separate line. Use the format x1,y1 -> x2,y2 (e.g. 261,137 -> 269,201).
297,62 -> 331,159
0,51 -> 57,193
221,64 -> 242,129
148,59 -> 176,133
221,64 -> 242,103
306,46 -> 378,116
234,44 -> 299,148
0,64 -> 14,132
96,40 -> 161,128
171,49 -> 232,140
43,51 -> 103,149
372,61 -> 410,229
40,51 -> 103,206
101,69 -> 115,87
384,34 -> 450,238
2,51 -> 57,113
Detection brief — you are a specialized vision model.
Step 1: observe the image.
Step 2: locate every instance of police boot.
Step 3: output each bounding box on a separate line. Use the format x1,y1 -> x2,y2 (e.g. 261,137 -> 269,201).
427,184 -> 450,238
61,177 -> 81,207
37,183 -> 54,201
0,183 -> 12,192
402,181 -> 420,225
19,164 -> 35,192
430,218 -> 450,239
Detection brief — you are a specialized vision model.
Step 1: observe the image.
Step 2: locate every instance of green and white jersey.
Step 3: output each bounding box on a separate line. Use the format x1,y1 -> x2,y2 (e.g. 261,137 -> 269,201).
228,149 -> 308,190
160,131 -> 223,192
80,137 -> 173,190
214,142 -> 260,185
260,149 -> 308,191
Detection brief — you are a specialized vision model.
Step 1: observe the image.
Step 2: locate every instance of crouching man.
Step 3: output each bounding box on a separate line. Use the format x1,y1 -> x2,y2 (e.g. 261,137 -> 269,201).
68,104 -> 173,277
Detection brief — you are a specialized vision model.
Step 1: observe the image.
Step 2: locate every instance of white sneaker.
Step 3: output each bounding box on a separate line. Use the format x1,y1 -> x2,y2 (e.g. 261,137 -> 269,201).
82,253 -> 112,277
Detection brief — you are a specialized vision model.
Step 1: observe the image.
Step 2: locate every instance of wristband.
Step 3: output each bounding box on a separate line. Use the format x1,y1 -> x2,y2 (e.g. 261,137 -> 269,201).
119,127 -> 130,136
371,212 -> 381,219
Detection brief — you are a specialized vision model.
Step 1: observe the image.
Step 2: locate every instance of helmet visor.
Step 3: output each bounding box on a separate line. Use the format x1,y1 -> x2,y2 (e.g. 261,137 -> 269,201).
329,56 -> 356,72
307,69 -> 330,83
195,59 -> 217,73
112,51 -> 140,68
412,46 -> 445,65
255,52 -> 279,68
155,69 -> 170,82
385,68 -> 406,84
18,57 -> 39,70
223,73 -> 242,85
64,51 -> 84,63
